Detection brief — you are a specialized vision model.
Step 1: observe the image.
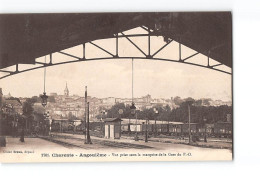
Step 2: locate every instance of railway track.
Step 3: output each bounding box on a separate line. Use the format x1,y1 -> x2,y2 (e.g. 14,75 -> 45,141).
41,134 -> 153,150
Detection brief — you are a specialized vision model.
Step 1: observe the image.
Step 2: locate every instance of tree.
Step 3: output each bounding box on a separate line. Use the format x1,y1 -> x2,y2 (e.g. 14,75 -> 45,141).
33,104 -> 45,114
48,96 -> 56,103
22,98 -> 38,132
31,96 -> 41,103
162,104 -> 171,121
138,108 -> 154,120
23,100 -> 34,116
104,98 -> 232,125
194,99 -> 202,106
183,97 -> 195,105
107,103 -> 126,118
173,96 -> 184,106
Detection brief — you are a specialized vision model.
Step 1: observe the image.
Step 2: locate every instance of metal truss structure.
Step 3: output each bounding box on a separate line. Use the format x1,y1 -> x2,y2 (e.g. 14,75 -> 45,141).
0,27 -> 231,80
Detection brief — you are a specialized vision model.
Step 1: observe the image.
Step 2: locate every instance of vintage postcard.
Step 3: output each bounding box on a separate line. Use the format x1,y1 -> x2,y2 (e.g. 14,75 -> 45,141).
0,12 -> 232,163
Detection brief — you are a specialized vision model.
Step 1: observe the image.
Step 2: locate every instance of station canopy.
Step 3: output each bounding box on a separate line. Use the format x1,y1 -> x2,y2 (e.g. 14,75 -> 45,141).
0,12 -> 232,70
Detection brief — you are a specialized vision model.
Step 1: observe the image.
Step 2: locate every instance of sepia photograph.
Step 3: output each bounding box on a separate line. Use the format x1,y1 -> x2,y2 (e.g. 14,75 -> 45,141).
0,12 -> 233,162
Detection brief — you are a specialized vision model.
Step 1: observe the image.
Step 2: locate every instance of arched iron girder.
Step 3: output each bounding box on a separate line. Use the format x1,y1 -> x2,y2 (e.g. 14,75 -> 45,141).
0,31 -> 231,80
0,56 -> 231,80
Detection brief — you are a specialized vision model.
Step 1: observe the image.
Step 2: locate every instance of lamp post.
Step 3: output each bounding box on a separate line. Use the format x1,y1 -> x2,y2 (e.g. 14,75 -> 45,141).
100,110 -> 106,137
128,111 -> 131,135
119,109 -> 123,119
135,112 -> 138,141
40,56 -> 48,107
119,109 -> 123,138
167,114 -> 170,134
203,118 -> 207,142
145,117 -> 148,143
43,112 -> 47,136
130,103 -> 138,141
187,100 -> 193,144
154,108 -> 158,137
49,117 -> 52,136
22,105 -> 29,141
130,58 -> 138,140
0,105 -> 7,147
13,113 -> 18,137
8,105 -> 16,138
40,93 -> 48,107
44,111 -> 51,136
20,116 -> 25,142
100,110 -> 107,120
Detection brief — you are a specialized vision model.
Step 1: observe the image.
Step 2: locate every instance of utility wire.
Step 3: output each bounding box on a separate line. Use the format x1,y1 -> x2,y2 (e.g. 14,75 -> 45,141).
44,56 -> 46,92
132,58 -> 134,103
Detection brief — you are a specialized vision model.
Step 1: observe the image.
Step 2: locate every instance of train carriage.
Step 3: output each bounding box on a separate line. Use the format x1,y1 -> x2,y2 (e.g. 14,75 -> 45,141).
213,122 -> 232,138
49,118 -> 232,139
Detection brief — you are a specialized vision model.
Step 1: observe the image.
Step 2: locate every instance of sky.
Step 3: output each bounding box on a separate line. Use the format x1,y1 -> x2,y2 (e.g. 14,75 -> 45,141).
0,27 -> 232,101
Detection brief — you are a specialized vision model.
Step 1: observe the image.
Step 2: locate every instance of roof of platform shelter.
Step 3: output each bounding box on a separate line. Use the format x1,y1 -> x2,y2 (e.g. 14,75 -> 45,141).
103,118 -> 122,122
0,12 -> 232,69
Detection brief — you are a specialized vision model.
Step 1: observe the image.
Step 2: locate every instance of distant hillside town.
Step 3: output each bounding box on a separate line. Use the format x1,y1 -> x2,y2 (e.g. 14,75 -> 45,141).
0,83 -> 232,122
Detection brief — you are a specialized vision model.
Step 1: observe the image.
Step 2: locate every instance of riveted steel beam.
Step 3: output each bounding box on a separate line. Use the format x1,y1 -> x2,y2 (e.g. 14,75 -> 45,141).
0,29 -> 231,80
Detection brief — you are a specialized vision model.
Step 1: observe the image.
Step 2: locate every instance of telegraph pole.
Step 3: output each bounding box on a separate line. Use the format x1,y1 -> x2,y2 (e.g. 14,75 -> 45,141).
84,86 -> 87,144
87,102 -> 92,144
84,86 -> 92,144
188,104 -> 191,144
145,118 -> 148,142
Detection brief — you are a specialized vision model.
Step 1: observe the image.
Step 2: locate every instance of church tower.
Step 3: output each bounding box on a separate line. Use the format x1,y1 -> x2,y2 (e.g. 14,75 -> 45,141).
64,82 -> 69,96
